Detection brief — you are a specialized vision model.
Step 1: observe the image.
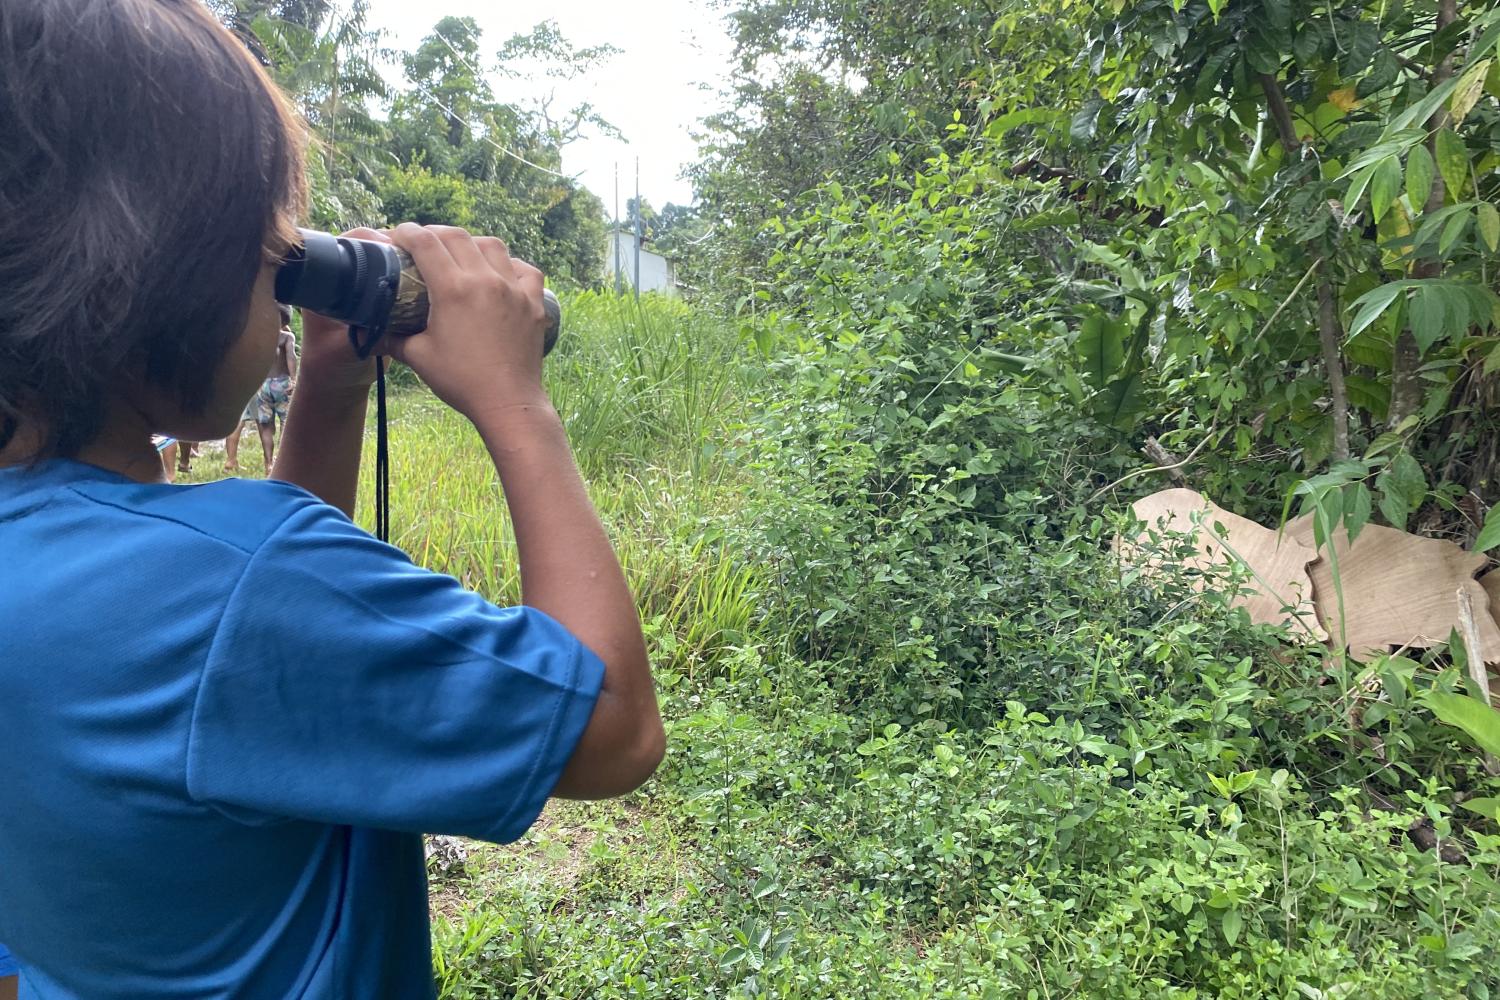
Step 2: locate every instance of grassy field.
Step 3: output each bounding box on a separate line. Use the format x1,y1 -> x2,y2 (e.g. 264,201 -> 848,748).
184,293 -> 1500,999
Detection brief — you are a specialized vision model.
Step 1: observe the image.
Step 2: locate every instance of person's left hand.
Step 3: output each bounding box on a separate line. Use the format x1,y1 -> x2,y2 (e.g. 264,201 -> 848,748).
294,227 -> 384,396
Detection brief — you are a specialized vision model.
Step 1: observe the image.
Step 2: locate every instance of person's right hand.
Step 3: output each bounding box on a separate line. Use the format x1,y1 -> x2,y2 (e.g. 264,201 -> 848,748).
382,223 -> 552,419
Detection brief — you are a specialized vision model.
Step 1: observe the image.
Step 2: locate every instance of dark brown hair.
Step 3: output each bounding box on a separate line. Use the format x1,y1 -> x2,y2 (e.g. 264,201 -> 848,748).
0,0 -> 307,457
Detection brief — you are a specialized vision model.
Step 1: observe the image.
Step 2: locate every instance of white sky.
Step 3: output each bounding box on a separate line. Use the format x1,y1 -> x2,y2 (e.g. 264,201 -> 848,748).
361,0 -> 737,214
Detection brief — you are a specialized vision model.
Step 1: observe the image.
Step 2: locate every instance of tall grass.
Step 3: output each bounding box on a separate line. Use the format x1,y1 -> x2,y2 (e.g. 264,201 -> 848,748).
358,291 -> 761,675
540,291 -> 746,478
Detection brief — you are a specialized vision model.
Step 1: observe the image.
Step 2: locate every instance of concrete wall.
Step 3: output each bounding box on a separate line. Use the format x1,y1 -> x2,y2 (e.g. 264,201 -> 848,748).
604,230 -> 677,295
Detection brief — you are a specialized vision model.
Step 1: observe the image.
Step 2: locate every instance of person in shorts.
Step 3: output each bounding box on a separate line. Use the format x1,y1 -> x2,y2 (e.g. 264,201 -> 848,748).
225,305 -> 297,474
151,433 -> 178,483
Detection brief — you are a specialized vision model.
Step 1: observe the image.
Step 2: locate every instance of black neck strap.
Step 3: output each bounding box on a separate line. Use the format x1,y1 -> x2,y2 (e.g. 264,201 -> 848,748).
347,324 -> 391,544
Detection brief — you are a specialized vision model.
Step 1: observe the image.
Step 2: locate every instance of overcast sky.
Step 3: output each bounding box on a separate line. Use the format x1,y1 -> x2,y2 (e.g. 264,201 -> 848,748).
361,0 -> 736,215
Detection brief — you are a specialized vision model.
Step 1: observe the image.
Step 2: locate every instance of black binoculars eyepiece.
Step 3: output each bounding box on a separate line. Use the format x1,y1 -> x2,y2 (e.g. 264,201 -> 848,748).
274,228 -> 561,358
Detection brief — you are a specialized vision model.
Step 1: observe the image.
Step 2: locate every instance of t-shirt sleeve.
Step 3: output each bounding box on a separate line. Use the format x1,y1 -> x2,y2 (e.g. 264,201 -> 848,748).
185,498 -> 604,843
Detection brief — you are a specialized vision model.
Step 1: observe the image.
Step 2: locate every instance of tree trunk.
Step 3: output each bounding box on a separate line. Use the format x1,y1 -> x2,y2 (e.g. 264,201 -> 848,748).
1259,73 -> 1350,462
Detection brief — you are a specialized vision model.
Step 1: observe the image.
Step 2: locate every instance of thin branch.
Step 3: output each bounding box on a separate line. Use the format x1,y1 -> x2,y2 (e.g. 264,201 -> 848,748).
1258,73 -> 1301,153
1088,423 -> 1219,502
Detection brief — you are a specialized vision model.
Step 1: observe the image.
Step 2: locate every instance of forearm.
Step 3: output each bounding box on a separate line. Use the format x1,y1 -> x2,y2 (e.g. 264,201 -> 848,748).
472,395 -> 659,790
271,370 -> 370,517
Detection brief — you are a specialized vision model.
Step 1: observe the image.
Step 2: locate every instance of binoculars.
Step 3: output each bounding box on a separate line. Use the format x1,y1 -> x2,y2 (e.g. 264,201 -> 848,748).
274,228 -> 561,359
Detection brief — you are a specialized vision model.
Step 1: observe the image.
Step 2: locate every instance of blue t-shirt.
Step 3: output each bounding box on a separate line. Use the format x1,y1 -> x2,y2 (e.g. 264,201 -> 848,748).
0,460 -> 604,998
0,941 -> 17,977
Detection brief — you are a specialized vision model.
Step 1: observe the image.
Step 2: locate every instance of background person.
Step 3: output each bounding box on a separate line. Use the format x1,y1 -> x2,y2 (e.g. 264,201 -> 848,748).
226,304 -> 297,474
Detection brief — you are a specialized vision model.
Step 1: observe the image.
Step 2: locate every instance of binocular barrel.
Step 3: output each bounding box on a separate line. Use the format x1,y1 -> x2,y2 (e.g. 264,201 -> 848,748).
274,228 -> 561,356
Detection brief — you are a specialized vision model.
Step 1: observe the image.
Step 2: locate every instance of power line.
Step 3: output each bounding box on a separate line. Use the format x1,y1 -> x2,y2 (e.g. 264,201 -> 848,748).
405,81 -> 574,180
309,6 -> 575,181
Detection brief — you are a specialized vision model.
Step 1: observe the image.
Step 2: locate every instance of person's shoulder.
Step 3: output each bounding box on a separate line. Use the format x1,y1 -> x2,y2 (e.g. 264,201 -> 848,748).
69,476 -> 336,556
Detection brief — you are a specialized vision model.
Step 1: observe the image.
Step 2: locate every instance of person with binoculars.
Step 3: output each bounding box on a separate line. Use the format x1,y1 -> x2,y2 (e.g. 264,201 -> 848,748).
0,1 -> 664,997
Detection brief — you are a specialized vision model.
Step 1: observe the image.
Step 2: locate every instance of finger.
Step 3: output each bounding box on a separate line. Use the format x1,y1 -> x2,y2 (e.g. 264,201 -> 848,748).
389,222 -> 460,297
341,227 -> 391,243
474,236 -> 514,277
429,225 -> 487,274
511,259 -> 545,306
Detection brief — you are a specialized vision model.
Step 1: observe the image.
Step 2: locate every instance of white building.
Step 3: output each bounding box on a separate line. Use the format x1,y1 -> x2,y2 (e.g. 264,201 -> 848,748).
604,228 -> 678,295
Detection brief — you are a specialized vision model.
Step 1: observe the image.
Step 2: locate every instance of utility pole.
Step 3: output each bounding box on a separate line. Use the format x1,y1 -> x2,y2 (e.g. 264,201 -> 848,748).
613,161 -> 622,296
633,157 -> 642,302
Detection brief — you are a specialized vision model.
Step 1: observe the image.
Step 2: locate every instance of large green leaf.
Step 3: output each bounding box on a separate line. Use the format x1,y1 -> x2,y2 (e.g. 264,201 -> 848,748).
1434,128 -> 1468,200
1343,374 -> 1390,420
1338,130 -> 1425,178
1262,0 -> 1292,32
1478,202 -> 1500,253
1346,282 -> 1406,341
1439,208 -> 1471,257
1093,372 -> 1145,428
1476,505 -> 1500,554
1388,75 -> 1462,132
1357,48 -> 1399,98
1292,20 -> 1325,65
1405,144 -> 1434,210
1077,313 -> 1124,391
1423,691 -> 1500,758
1370,155 -> 1401,222
1339,21 -> 1379,77
1410,284 -> 1448,351
1451,57 -> 1492,125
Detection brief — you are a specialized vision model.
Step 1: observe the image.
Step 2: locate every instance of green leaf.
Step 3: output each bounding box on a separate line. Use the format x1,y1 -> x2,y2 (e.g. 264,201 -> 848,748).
1078,313 -> 1124,390
1478,202 -> 1500,252
1345,482 -> 1373,544
1340,21 -> 1379,78
1221,908 -> 1243,947
1338,130 -> 1425,178
1071,97 -> 1103,142
1438,209 -> 1470,257
1262,0 -> 1291,31
1462,797 -> 1500,821
1434,128 -> 1468,200
1358,48 -> 1400,98
1389,451 -> 1428,510
1378,482 -> 1409,530
1093,371 -> 1145,428
1476,505 -> 1500,553
1451,58 -> 1492,125
1411,285 -> 1447,351
1344,374 -> 1390,420
1346,282 -> 1406,341
1292,20 -> 1324,65
1423,691 -> 1500,757
1370,156 -> 1401,222
1406,144 -> 1435,210
1412,204 -> 1472,255
1388,75 -> 1462,132
1343,163 -> 1377,214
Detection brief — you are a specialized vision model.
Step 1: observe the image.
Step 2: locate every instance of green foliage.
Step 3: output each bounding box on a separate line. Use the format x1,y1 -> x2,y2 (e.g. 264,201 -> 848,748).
377,161 -> 476,227
222,9 -> 615,286
705,0 -> 1500,538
